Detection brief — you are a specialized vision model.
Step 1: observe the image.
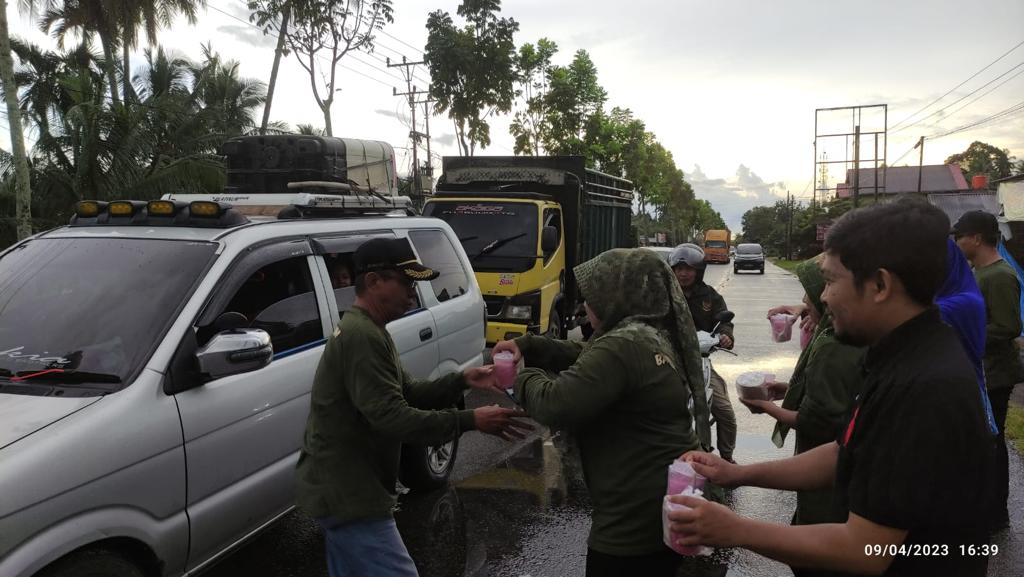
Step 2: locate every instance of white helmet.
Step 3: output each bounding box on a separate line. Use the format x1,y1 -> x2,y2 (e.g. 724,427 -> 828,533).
669,243 -> 706,270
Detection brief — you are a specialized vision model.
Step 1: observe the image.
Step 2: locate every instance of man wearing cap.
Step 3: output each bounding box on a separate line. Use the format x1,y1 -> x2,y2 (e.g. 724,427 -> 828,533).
952,209 -> 1023,530
669,243 -> 738,463
296,237 -> 533,577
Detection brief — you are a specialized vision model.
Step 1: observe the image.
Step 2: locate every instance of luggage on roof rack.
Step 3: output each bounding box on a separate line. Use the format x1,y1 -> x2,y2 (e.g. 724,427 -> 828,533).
219,135 -> 398,196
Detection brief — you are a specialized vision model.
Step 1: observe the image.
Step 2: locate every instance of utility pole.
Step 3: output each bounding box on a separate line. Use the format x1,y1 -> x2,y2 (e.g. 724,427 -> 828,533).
416,98 -> 437,192
388,56 -> 426,199
915,136 -> 925,194
786,190 -> 793,260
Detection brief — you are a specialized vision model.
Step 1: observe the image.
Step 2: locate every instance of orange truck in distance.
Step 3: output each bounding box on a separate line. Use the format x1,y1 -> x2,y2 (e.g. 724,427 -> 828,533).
703,229 -> 731,264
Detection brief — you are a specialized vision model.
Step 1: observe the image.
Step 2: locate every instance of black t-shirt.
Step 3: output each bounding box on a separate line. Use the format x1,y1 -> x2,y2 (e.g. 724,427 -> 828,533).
834,309 -> 995,577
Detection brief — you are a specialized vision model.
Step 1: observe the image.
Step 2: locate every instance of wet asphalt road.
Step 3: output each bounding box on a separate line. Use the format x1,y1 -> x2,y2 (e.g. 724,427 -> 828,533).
205,261 -> 1023,577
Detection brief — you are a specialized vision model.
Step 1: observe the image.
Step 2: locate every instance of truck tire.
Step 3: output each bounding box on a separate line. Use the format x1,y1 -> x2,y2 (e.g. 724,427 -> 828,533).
545,309 -> 563,339
37,548 -> 146,577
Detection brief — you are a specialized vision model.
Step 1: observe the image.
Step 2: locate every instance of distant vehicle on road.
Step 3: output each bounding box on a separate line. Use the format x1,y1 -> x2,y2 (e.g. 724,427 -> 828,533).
734,243 -> 765,274
703,229 -> 731,264
0,187 -> 485,577
643,246 -> 674,263
425,155 -> 635,345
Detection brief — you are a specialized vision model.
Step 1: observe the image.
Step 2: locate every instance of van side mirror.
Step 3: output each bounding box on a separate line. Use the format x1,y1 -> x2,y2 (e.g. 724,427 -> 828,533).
542,226 -> 559,254
196,328 -> 273,381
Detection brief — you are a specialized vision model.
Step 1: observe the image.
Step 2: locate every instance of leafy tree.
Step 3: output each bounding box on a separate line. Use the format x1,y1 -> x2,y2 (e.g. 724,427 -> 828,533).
425,0 -> 519,155
945,140 -> 1013,184
685,198 -> 725,243
509,37 -> 556,156
542,49 -> 605,155
284,0 -> 393,136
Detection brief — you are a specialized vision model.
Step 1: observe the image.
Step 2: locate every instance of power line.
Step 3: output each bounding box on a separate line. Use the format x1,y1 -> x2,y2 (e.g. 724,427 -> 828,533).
893,58 -> 1024,134
890,38 -> 1024,131
207,1 -> 400,88
928,98 -> 1024,140
939,66 -> 1024,123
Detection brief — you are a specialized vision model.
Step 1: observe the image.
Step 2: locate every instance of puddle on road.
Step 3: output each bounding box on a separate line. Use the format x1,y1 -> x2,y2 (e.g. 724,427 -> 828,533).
397,436 -> 742,577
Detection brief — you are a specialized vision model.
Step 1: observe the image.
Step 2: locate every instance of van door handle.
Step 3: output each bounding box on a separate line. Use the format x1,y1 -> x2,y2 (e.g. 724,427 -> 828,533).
419,328 -> 433,341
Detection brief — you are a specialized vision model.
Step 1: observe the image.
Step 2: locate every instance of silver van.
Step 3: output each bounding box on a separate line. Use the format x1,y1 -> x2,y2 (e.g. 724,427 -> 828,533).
0,196 -> 486,577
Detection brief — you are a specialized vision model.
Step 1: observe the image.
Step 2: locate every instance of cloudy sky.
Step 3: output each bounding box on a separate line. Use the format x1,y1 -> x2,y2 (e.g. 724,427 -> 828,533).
6,0 -> 1024,230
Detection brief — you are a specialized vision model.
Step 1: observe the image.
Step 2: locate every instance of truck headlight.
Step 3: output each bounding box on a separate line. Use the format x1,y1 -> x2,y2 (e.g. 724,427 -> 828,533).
505,305 -> 533,320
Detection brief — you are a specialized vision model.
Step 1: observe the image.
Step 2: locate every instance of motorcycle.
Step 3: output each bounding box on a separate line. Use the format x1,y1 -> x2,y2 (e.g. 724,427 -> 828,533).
691,310 -> 736,429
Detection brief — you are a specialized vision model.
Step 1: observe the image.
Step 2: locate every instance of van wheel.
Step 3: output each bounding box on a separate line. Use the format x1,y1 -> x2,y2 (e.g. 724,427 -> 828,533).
37,549 -> 145,577
400,433 -> 460,491
733,267 -> 739,274
758,267 -> 765,274
545,309 -> 563,339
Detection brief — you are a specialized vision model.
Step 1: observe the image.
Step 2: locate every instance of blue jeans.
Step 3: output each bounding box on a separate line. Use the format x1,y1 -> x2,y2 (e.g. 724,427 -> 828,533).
318,517 -> 419,577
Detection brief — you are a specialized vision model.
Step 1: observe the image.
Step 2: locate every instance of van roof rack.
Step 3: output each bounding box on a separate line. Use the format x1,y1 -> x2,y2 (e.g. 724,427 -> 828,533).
165,186 -> 416,219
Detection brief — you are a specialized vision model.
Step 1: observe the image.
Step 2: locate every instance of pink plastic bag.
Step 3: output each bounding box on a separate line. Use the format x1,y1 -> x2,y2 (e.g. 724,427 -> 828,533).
667,460 -> 706,495
662,491 -> 713,556
800,321 -> 814,350
769,314 -> 795,342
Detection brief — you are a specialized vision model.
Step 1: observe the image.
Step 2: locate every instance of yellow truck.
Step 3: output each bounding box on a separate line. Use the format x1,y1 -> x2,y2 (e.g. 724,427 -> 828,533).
703,229 -> 731,264
423,156 -> 635,344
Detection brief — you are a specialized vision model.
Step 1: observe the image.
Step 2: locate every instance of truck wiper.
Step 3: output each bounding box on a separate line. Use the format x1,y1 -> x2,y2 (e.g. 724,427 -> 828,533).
472,233 -> 527,261
12,369 -> 122,385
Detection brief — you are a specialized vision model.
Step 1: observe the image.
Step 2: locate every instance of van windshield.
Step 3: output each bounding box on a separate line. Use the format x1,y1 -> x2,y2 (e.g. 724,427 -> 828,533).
423,201 -> 539,273
737,244 -> 763,254
0,238 -> 217,392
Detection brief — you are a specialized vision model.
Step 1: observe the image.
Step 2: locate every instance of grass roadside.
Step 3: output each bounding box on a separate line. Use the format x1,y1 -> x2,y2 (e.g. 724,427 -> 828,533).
1007,405 -> 1024,453
770,258 -> 804,274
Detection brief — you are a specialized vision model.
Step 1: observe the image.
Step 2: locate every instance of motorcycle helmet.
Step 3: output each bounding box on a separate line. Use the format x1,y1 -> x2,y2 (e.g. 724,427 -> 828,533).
668,243 -> 706,270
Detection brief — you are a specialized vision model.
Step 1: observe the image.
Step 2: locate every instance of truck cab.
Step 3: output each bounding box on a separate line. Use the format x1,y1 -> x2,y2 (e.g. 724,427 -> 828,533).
424,156 -> 634,345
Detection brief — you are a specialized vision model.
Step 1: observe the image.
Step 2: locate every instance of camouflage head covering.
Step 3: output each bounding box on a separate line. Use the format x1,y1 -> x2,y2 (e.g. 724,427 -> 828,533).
574,248 -> 712,449
795,254 -> 826,316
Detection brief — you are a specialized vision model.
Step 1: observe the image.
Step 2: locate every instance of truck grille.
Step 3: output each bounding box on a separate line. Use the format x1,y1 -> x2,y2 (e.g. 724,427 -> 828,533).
483,296 -> 505,317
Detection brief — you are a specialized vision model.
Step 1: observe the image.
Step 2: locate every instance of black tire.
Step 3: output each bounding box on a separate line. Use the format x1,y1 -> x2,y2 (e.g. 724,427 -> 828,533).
758,267 -> 765,274
399,434 -> 460,492
37,549 -> 145,577
545,308 -> 563,339
733,267 -> 739,274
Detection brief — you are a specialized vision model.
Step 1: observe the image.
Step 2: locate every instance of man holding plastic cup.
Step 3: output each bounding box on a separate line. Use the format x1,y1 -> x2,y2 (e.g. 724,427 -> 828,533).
667,201 -> 995,576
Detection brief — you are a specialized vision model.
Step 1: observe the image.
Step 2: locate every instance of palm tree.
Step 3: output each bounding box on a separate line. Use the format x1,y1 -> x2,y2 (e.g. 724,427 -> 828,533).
110,0 -> 203,102
1,0 -> 54,240
39,0 -> 122,106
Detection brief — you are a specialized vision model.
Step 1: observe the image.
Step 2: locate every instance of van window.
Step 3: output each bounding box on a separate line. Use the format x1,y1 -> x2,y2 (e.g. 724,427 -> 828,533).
0,238 -> 216,391
324,251 -> 422,315
737,244 -> 763,255
218,257 -> 323,355
408,230 -> 470,303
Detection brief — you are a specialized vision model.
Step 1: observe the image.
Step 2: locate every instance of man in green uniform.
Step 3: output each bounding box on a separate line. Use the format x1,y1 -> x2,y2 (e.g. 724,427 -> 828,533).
296,237 -> 532,577
670,243 -> 737,462
952,210 -> 1023,530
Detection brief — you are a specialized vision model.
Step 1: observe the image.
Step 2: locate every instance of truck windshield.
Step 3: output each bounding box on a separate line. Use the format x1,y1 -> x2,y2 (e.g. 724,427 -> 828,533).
0,237 -> 217,392
423,201 -> 539,273
705,240 -> 727,249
